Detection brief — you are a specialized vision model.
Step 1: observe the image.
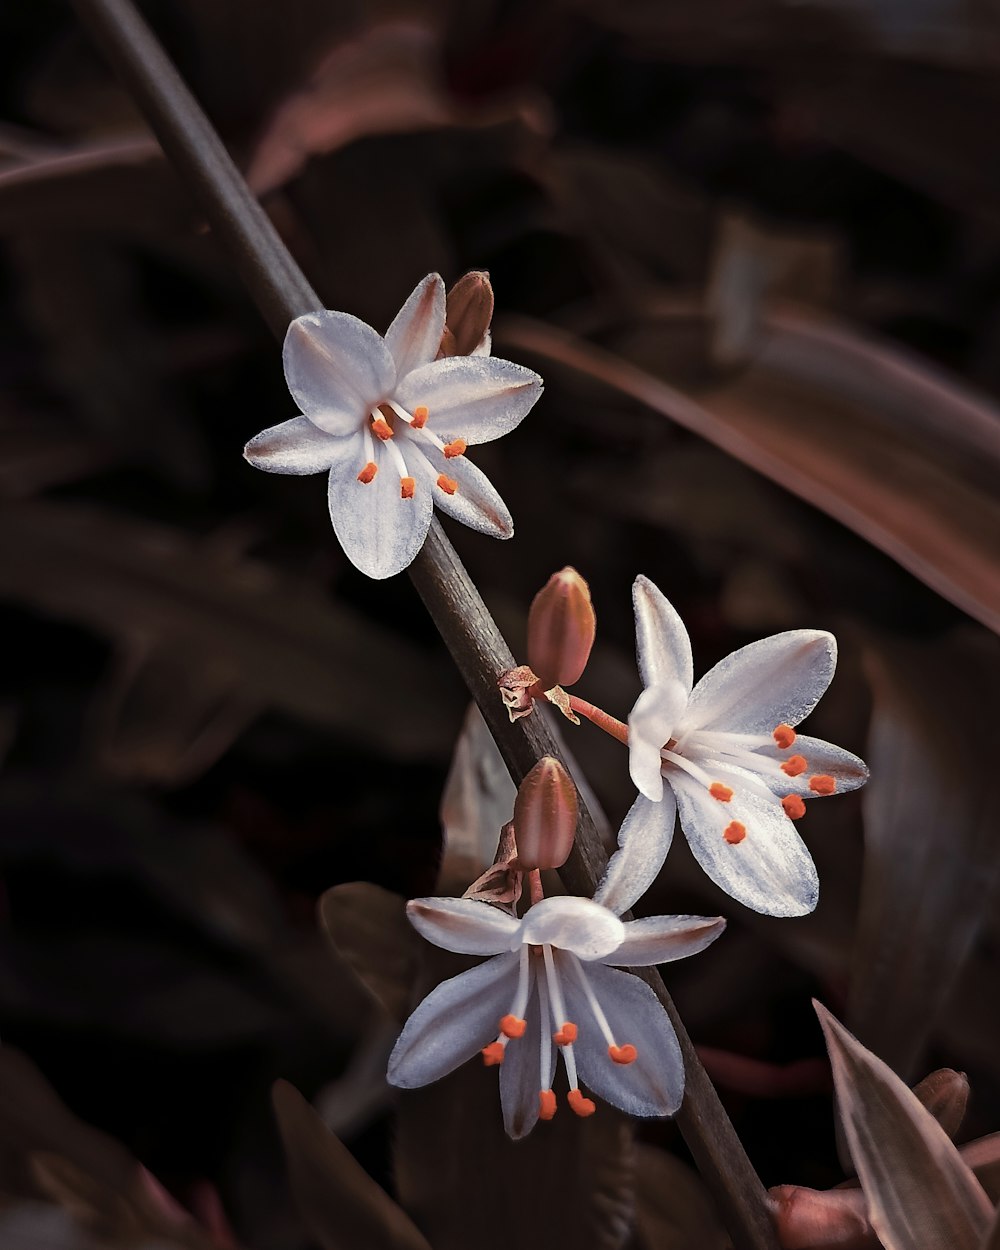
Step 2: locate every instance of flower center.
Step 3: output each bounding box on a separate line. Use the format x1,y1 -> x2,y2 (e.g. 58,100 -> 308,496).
355,401 -> 466,500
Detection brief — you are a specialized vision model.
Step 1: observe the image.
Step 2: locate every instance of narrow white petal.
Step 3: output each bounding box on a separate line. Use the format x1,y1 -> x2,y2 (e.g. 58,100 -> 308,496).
669,766 -> 819,916
592,791 -> 676,917
628,680 -> 688,801
518,896 -> 624,960
561,957 -> 683,1117
632,576 -> 694,693
394,356 -> 542,445
737,734 -> 869,799
682,630 -> 837,736
407,441 -> 513,539
384,274 -> 446,377
472,329 -> 492,357
406,897 -> 520,955
243,416 -> 342,475
327,435 -> 433,579
283,311 -> 395,435
387,953 -> 519,1088
499,971 -> 543,1140
603,915 -> 726,967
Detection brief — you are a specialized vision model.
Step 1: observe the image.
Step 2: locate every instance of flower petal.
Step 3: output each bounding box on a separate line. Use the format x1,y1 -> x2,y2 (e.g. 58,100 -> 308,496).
604,915 -> 726,967
406,897 -> 521,955
681,630 -> 837,737
561,956 -> 683,1117
394,355 -> 542,445
387,952 -> 519,1088
741,735 -> 869,799
628,679 -> 688,801
384,274 -> 446,378
669,766 -> 819,916
283,310 -> 395,435
499,971 -> 543,1140
592,791 -> 676,917
519,896 -> 624,960
243,416 -> 343,475
632,576 -> 694,693
407,440 -> 513,539
327,434 -> 433,579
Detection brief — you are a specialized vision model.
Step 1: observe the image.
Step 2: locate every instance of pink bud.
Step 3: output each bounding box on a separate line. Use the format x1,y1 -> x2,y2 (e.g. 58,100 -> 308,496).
442,271 -> 494,356
768,1186 -> 875,1249
513,757 -> 578,870
526,567 -> 596,690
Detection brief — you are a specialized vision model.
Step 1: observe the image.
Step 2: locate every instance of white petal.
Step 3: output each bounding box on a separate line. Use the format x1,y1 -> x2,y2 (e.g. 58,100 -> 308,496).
519,896 -> 624,960
384,274 -> 446,378
283,311 -> 395,435
561,956 -> 683,1117
682,630 -> 837,736
326,435 -> 433,579
243,416 -> 342,475
603,915 -> 726,967
669,766 -> 819,916
632,576 -> 694,693
394,356 -> 542,445
499,971 -> 543,1140
472,329 -> 492,357
735,734 -> 869,799
407,441 -> 513,539
592,791 -> 676,917
628,680 -> 688,801
387,953 -> 519,1088
406,897 -> 520,955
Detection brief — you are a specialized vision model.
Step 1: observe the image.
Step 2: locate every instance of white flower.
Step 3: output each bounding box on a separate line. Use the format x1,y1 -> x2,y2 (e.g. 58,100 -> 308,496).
623,575 -> 869,918
387,833 -> 724,1139
244,274 -> 543,580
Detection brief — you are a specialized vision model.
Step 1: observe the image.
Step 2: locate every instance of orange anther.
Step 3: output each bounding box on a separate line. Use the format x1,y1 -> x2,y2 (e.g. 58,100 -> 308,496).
357,461 -> 378,485
372,417 -> 393,440
400,476 -> 415,499
773,723 -> 797,749
609,1044 -> 637,1065
553,1022 -> 578,1046
500,1014 -> 527,1039
723,820 -> 747,845
436,474 -> 458,495
411,405 -> 429,428
481,1042 -> 505,1066
781,794 -> 807,820
538,1089 -> 557,1120
567,1089 -> 596,1118
781,754 -> 808,777
709,782 -> 734,802
443,438 -> 467,459
809,774 -> 836,795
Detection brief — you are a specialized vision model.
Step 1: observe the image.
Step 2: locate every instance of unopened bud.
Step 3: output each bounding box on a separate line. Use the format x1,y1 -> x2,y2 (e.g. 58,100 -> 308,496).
527,567 -> 596,690
443,271 -> 494,357
513,757 -> 578,870
912,1068 -> 969,1140
767,1186 -> 873,1249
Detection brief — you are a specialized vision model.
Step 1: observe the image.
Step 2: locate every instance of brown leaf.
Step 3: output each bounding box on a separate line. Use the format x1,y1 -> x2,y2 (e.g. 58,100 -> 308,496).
318,883 -> 418,1024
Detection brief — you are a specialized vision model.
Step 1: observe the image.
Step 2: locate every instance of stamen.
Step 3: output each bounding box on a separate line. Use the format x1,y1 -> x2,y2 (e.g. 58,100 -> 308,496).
709,782 -> 734,802
400,476 -> 415,499
567,1089 -> 596,1118
357,461 -> 377,484
538,1089 -> 557,1120
773,723 -> 797,749
809,774 -> 836,795
723,820 -> 747,844
411,405 -> 429,428
443,438 -> 466,458
781,754 -> 808,777
566,953 -> 638,1069
500,1014 -> 527,1039
782,794 -> 807,820
481,1042 -> 505,1066
609,1044 -> 637,1065
553,1022 -> 578,1046
371,416 -> 393,441
436,474 -> 458,495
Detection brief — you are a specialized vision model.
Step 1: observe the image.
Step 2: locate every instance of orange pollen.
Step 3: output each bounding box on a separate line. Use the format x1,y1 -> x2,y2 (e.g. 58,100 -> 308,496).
443,438 -> 466,458
372,416 -> 393,440
436,474 -> 458,495
782,794 -> 807,820
809,774 -> 837,795
538,1089 -> 557,1120
553,1022 -> 578,1046
481,1042 -> 505,1067
500,1014 -> 527,1039
781,754 -> 808,777
567,1089 -> 596,1118
357,461 -> 378,485
411,405 -> 429,428
724,821 -> 747,845
709,782 -> 734,802
773,723 -> 797,749
400,476 -> 415,499
608,1044 -> 637,1065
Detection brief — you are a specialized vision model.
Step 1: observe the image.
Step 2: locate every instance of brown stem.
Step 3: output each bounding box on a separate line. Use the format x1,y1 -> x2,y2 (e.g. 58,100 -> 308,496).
527,869 -> 545,908
567,695 -> 629,745
63,3 -> 780,1245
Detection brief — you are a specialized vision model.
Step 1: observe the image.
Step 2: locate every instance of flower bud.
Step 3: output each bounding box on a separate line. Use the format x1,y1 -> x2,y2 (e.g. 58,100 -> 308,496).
443,271 -> 494,357
527,567 -> 596,690
513,757 -> 578,870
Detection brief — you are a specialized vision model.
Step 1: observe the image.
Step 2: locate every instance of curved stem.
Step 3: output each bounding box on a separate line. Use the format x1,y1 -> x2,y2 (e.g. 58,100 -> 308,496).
567,695 -> 629,745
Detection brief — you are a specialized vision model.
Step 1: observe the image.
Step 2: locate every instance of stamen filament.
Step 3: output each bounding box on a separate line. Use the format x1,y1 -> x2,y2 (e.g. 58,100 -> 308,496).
567,954 -> 615,1047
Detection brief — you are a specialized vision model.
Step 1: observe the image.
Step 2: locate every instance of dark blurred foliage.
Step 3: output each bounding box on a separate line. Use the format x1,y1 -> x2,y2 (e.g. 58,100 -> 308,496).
0,0 -> 998,1247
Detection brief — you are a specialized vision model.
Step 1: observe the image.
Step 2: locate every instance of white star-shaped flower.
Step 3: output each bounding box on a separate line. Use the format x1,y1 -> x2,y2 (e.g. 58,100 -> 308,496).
244,274 -> 543,579
387,827 -> 724,1139
621,575 -> 869,918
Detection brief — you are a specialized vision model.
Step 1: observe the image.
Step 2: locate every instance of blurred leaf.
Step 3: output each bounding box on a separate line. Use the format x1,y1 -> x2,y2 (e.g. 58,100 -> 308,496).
272,1080 -> 431,1250
816,1003 -> 993,1250
984,1210 -> 1000,1250
0,409 -> 114,498
318,883 -> 418,1023
633,1144 -> 729,1250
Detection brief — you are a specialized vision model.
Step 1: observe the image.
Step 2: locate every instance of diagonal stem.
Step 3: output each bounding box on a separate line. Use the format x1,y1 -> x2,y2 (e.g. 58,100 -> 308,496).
65,1 -> 780,1245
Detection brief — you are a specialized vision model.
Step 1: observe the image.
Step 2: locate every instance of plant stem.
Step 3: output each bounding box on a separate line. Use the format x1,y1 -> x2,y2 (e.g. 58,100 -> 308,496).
65,2 -> 780,1244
